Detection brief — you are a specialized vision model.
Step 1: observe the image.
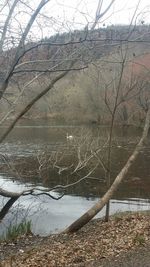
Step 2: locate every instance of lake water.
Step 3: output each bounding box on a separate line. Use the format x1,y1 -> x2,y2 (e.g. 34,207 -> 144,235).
0,123 -> 150,236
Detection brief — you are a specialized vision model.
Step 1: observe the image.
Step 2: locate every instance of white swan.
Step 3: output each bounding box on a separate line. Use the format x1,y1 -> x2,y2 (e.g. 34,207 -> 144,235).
66,133 -> 74,140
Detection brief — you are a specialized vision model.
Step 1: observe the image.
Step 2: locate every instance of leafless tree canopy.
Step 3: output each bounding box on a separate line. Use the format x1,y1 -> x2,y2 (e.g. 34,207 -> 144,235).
0,0 -> 150,233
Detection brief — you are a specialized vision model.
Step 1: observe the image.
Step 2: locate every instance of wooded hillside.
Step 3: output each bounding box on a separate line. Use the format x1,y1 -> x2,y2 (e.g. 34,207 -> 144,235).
1,25 -> 150,125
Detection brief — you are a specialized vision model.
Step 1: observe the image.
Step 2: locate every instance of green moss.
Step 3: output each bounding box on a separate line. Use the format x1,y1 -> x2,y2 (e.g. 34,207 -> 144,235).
133,234 -> 145,245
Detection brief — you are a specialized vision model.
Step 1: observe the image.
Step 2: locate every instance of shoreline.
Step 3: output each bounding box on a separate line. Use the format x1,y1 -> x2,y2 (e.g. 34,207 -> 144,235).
0,211 -> 150,266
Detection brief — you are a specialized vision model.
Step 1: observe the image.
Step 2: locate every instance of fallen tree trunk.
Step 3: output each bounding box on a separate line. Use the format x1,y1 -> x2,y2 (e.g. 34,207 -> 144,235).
64,108 -> 150,233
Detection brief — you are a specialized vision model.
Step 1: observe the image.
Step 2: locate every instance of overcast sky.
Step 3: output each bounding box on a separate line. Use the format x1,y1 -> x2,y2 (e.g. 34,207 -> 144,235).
38,0 -> 150,36
1,0 -> 150,43
47,0 -> 150,26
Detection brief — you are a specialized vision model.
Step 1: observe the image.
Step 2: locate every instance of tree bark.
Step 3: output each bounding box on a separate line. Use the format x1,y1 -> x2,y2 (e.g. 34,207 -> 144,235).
0,196 -> 19,222
64,108 -> 150,233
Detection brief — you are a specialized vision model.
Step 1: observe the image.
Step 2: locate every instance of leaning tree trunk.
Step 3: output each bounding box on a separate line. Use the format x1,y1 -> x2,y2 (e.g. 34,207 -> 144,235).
0,196 -> 19,222
64,108 -> 150,233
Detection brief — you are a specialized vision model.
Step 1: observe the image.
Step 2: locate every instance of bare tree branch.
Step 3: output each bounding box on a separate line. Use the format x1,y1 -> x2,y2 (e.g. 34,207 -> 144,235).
64,107 -> 150,233
0,62 -> 74,142
0,0 -> 19,52
91,0 -> 115,30
0,0 -> 50,99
